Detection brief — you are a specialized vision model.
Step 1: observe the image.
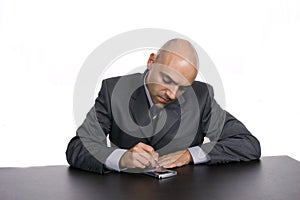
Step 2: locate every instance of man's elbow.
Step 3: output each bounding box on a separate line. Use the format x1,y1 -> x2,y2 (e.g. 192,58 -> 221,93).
247,136 -> 261,160
65,136 -> 81,167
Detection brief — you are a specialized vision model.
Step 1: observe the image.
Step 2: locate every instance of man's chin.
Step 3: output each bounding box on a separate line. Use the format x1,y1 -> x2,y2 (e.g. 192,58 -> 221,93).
154,102 -> 165,108
155,101 -> 173,108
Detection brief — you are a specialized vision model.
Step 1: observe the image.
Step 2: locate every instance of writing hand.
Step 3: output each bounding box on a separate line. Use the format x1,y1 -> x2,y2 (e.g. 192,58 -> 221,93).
119,142 -> 159,169
158,149 -> 192,169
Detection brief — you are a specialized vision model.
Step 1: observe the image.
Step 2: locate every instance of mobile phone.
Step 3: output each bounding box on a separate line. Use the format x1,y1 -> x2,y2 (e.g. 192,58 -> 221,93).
144,169 -> 177,179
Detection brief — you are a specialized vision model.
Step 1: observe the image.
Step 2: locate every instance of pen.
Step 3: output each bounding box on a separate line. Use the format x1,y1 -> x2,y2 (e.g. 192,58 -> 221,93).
154,159 -> 165,171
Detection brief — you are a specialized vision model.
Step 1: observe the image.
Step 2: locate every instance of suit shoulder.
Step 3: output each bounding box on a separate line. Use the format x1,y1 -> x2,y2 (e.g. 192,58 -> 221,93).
192,81 -> 213,94
102,73 -> 142,87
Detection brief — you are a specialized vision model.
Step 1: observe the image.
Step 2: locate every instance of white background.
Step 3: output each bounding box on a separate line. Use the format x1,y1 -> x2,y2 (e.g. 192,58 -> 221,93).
0,0 -> 299,167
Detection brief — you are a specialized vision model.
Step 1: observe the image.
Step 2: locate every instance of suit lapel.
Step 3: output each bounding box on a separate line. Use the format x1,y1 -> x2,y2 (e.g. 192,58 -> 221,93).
129,85 -> 151,127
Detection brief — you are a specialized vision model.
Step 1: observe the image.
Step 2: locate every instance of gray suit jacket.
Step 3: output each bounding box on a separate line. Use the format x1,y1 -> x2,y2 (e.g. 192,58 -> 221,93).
66,72 -> 261,174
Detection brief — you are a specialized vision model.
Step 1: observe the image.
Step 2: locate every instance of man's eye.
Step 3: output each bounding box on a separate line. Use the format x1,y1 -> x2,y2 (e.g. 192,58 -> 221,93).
162,77 -> 172,84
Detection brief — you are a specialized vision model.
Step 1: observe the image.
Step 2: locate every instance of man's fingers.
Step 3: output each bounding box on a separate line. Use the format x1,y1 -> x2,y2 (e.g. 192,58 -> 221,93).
121,146 -> 191,169
132,142 -> 158,168
132,154 -> 149,168
152,152 -> 159,160
121,151 -> 151,168
158,150 -> 190,168
135,142 -> 155,153
137,150 -> 158,168
163,157 -> 186,169
148,152 -> 159,168
164,161 -> 182,169
132,152 -> 151,167
158,152 -> 182,166
163,162 -> 176,169
158,156 -> 177,167
121,142 -> 159,169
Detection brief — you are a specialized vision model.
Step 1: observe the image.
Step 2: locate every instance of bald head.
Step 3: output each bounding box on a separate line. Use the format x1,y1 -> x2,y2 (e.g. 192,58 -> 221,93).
146,38 -> 199,107
156,38 -> 199,71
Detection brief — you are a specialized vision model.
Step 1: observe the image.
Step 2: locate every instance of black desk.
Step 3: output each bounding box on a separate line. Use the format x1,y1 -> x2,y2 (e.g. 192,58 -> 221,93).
1,156 -> 299,200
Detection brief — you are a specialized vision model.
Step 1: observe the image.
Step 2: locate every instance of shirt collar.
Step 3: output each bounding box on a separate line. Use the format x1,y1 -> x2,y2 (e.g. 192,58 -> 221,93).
143,71 -> 154,107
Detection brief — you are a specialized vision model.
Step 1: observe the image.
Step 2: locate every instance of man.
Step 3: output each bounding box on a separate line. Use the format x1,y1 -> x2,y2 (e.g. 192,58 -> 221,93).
66,38 -> 261,174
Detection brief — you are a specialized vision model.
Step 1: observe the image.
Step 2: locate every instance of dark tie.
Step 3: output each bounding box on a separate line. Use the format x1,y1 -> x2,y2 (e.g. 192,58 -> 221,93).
149,105 -> 161,134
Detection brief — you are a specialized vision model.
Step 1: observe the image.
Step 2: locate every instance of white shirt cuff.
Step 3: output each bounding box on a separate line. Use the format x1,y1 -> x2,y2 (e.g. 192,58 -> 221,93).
188,146 -> 210,164
105,149 -> 127,171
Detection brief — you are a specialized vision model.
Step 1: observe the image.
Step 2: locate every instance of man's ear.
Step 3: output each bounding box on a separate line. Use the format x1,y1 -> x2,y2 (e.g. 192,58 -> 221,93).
147,53 -> 156,69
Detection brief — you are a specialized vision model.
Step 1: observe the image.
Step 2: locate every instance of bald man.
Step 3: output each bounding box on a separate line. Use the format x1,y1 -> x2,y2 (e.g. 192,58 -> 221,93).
66,39 -> 261,174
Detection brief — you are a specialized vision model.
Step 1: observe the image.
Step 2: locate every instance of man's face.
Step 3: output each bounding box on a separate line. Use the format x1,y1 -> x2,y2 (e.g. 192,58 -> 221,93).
146,52 -> 197,108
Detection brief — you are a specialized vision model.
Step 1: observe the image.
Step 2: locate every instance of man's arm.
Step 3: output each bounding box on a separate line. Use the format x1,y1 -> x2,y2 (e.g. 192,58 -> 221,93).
159,84 -> 261,168
66,79 -> 160,173
200,85 -> 261,164
66,80 -> 117,174
66,134 -> 114,174
201,111 -> 261,164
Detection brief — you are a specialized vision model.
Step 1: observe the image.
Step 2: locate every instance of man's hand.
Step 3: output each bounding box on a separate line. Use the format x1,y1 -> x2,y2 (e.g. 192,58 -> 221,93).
119,142 -> 159,169
158,149 -> 192,169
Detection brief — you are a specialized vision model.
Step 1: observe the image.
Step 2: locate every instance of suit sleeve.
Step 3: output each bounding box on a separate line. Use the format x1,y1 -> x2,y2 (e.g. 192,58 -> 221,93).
200,85 -> 261,164
66,80 -> 117,174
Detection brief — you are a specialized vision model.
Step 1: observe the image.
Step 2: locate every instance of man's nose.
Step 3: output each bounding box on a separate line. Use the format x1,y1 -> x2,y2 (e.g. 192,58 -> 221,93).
166,85 -> 179,100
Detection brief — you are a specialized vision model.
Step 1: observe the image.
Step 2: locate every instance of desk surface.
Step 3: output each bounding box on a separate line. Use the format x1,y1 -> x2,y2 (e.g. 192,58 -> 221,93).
1,156 -> 300,200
